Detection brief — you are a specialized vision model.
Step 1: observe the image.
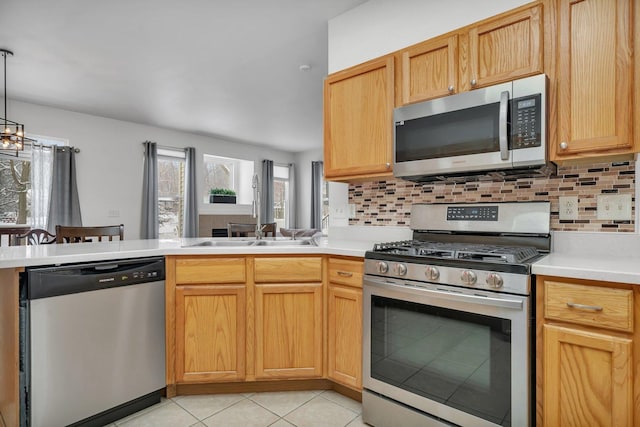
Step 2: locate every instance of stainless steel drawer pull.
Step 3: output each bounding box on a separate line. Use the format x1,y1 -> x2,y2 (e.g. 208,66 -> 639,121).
337,271 -> 353,277
566,302 -> 603,312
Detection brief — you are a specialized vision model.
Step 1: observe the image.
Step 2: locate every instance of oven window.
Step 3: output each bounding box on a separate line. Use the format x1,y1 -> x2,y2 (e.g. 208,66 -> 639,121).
395,102 -> 500,162
370,295 -> 512,425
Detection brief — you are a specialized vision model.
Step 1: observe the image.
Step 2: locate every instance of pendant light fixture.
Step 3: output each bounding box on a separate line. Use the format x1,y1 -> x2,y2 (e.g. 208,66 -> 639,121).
1,49 -> 33,155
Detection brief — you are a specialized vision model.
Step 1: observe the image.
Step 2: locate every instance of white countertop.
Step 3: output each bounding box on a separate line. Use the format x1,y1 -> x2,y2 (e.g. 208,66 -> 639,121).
532,231 -> 640,284
0,237 -> 377,269
0,226 -> 413,269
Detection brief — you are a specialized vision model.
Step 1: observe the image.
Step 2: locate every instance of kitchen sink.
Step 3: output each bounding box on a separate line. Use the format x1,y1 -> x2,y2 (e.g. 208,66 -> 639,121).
252,239 -> 315,246
183,238 -> 316,248
183,240 -> 256,247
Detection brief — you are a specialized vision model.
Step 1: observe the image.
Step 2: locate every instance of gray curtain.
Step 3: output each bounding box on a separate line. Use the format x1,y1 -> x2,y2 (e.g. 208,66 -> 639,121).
261,159 -> 274,223
141,141 -> 158,239
310,161 -> 323,229
288,163 -> 297,228
183,146 -> 198,237
48,146 -> 82,233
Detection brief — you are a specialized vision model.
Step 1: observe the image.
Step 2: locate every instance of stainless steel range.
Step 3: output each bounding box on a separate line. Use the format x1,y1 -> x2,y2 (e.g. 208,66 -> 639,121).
362,202 -> 550,427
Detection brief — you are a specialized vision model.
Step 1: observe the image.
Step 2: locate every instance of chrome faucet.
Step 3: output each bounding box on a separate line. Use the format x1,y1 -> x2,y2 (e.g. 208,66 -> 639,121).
252,174 -> 263,240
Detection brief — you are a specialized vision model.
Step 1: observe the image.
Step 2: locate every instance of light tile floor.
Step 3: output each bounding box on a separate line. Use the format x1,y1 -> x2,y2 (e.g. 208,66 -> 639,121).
107,390 -> 367,427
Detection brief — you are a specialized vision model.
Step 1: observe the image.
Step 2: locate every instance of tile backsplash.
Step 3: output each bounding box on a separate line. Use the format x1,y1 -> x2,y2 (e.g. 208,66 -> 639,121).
348,161 -> 636,232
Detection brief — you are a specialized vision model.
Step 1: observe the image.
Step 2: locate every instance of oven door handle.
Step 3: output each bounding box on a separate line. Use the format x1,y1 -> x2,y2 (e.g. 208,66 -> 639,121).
365,279 -> 524,310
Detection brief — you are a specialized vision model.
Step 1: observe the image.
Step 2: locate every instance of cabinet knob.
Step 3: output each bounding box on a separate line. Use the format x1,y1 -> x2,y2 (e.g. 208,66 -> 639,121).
560,142 -> 568,150
385,162 -> 391,169
470,79 -> 477,87
448,85 -> 454,93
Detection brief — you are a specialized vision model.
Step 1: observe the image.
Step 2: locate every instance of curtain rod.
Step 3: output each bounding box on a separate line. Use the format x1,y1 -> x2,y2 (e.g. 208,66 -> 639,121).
29,142 -> 80,153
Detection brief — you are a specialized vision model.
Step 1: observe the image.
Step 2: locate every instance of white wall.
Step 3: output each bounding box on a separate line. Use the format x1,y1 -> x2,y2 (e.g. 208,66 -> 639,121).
11,100 -> 295,239
294,148 -> 323,228
328,0 -> 531,73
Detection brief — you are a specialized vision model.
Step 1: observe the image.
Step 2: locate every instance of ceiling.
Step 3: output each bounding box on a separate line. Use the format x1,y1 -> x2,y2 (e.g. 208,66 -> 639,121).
0,0 -> 368,152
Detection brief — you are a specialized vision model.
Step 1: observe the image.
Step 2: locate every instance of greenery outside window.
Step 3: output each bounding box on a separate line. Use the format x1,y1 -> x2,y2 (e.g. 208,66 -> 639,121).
157,148 -> 185,239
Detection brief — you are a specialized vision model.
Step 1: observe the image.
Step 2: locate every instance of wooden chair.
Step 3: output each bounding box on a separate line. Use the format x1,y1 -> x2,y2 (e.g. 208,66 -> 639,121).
15,228 -> 56,245
280,228 -> 319,238
0,225 -> 31,246
55,224 -> 124,243
260,222 -> 277,237
227,223 -> 256,237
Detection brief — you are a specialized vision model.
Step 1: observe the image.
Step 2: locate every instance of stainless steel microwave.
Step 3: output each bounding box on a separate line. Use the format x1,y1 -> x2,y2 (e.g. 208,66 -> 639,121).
393,74 -> 554,181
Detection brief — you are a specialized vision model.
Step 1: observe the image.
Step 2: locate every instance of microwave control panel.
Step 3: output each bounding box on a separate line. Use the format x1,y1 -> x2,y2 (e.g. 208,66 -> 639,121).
511,94 -> 542,149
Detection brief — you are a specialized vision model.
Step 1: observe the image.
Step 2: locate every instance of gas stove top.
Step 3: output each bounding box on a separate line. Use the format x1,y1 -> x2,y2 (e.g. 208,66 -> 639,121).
372,240 -> 541,264
364,202 -> 551,295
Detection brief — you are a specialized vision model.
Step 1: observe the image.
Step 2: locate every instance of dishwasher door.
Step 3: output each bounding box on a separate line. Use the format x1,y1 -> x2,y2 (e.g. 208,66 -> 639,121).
23,257 -> 166,427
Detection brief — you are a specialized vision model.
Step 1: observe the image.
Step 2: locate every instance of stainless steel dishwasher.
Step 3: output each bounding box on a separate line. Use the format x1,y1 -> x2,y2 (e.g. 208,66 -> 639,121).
19,256 -> 166,427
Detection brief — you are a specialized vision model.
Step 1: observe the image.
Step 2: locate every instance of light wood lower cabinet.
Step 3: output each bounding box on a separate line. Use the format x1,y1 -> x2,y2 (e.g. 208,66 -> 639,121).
537,275 -> 639,426
175,285 -> 246,383
254,282 -> 323,379
169,255 -> 364,392
327,257 -> 363,390
327,284 -> 362,389
543,324 -> 632,426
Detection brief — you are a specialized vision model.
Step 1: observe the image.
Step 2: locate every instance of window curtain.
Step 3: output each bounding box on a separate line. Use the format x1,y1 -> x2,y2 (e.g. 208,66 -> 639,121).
30,145 -> 53,229
183,146 -> 198,237
141,141 -> 158,239
48,146 -> 82,233
288,163 -> 297,228
310,161 -> 323,229
261,159 -> 274,223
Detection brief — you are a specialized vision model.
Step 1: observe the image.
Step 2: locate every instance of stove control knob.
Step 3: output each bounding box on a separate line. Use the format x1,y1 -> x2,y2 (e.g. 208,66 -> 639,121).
425,266 -> 440,281
460,270 -> 477,285
486,273 -> 504,288
377,261 -> 389,274
394,263 -> 408,276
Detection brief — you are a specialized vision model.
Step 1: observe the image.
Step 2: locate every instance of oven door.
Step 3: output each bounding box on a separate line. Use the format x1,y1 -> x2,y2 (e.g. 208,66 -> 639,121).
363,275 -> 530,427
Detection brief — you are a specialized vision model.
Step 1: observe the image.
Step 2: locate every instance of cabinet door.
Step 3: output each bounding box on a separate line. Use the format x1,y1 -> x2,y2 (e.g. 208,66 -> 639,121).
254,283 -> 323,379
543,324 -> 632,427
327,284 -> 362,390
324,56 -> 394,181
555,0 -> 633,159
464,4 -> 542,90
175,285 -> 246,383
400,35 -> 458,104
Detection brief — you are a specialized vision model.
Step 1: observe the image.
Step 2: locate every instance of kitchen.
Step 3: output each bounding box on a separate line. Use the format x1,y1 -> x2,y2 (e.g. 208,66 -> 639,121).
2,0 -> 640,426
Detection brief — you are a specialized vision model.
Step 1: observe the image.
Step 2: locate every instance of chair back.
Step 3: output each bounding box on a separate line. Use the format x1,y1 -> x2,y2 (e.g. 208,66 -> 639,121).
55,224 -> 124,243
260,222 -> 277,237
227,223 -> 255,237
15,228 -> 56,245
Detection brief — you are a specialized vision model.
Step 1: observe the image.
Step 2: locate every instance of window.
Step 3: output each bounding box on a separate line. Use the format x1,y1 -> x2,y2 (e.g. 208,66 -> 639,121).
273,164 -> 291,229
157,148 -> 185,239
0,135 -> 66,226
322,180 -> 330,233
203,155 -> 254,204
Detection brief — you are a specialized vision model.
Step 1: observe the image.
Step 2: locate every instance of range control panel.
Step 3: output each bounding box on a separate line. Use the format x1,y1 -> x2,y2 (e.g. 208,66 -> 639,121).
447,205 -> 499,221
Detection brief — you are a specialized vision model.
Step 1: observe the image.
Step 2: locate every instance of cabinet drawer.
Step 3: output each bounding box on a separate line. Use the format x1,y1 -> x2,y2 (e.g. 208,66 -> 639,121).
544,280 -> 633,332
328,258 -> 363,288
254,257 -> 322,283
175,257 -> 246,284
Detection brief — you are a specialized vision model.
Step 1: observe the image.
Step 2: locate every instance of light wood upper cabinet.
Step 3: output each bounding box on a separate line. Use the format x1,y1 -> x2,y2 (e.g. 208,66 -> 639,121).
553,0 -> 635,160
462,4 -> 543,91
400,35 -> 458,103
254,282 -> 323,379
324,56 -> 394,181
537,275 -> 639,426
175,285 -> 246,383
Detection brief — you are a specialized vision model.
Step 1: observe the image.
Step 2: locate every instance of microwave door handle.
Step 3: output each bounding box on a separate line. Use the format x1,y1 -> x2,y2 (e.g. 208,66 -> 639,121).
499,90 -> 509,160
